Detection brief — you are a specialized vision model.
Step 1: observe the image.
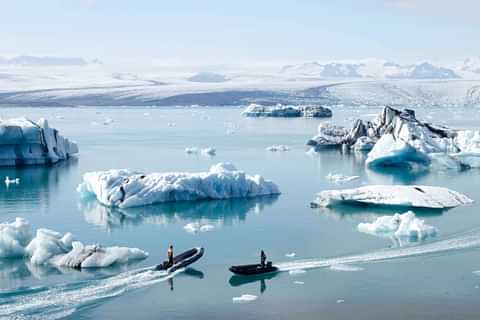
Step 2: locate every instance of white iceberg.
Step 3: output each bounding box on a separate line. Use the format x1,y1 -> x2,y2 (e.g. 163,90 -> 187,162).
201,147 -> 216,156
325,173 -> 360,184
311,185 -> 473,209
0,218 -> 148,268
78,162 -> 280,208
266,145 -> 290,152
0,218 -> 32,258
358,211 -> 438,241
307,123 -> 349,149
353,136 -> 375,151
242,104 -> 332,118
0,118 -> 78,166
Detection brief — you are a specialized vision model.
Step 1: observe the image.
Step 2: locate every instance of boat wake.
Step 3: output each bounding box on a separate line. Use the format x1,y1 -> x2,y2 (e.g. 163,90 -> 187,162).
0,266 -> 181,320
276,230 -> 480,272
2,231 -> 480,319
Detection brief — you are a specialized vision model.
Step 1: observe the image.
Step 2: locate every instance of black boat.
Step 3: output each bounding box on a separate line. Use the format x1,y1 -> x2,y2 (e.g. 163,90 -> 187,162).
156,247 -> 204,273
229,261 -> 278,276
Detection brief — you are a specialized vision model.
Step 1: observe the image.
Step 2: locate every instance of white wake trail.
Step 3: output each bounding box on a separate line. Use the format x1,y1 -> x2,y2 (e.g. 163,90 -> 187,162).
276,232 -> 480,271
0,266 -> 181,320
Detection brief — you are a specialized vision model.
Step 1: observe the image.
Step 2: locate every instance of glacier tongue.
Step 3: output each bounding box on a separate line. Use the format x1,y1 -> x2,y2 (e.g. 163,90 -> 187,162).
78,162 -> 280,208
0,117 -> 78,166
311,185 -> 473,209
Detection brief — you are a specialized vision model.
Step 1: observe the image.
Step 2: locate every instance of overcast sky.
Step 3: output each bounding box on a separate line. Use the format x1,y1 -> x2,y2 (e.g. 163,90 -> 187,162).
1,0 -> 478,67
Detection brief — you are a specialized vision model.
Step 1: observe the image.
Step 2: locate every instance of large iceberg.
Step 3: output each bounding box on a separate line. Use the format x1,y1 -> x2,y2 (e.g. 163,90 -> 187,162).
306,106 -> 480,169
358,211 -> 438,241
0,118 -> 78,166
78,162 -> 280,208
243,104 -> 332,118
0,218 -> 147,268
311,185 -> 473,209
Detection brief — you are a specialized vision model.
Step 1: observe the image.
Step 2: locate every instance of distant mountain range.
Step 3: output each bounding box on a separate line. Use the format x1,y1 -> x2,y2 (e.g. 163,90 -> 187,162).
0,55 -> 99,66
281,59 -> 480,80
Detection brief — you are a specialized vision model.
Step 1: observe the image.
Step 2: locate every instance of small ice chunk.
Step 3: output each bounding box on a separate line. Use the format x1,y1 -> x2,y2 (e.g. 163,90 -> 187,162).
183,223 -> 215,233
285,252 -> 296,258
232,294 -> 257,303
201,148 -> 216,156
358,211 -> 438,241
266,145 -> 290,152
185,147 -> 199,154
330,264 -> 364,272
336,299 -> 345,304
325,173 -> 359,184
4,176 -> 20,185
294,281 -> 304,285
0,218 -> 32,258
103,118 -> 114,125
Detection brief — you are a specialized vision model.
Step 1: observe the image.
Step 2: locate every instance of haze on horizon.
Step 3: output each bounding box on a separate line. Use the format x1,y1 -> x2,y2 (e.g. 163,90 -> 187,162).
1,0 -> 479,68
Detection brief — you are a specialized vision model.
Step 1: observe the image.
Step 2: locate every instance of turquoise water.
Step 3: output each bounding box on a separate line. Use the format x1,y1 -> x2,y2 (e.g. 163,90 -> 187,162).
1,106 -> 480,319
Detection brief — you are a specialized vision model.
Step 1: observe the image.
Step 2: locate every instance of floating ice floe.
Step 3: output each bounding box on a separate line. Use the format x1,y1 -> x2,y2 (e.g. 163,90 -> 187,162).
306,106 -> 480,170
0,118 -> 78,166
325,173 -> 360,184
184,147 -> 216,156
311,185 -> 472,209
357,211 -> 438,241
285,252 -> 296,258
294,281 -> 304,285
78,162 -> 280,208
183,222 -> 215,233
266,145 -> 290,152
0,218 -> 148,268
242,104 -> 332,118
232,294 -> 258,303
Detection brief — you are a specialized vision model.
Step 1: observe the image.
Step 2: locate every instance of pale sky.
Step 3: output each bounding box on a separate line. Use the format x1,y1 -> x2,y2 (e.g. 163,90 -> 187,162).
1,0 -> 478,67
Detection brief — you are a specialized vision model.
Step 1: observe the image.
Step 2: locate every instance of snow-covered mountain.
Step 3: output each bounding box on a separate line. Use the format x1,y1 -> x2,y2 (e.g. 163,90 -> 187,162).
281,60 -> 462,80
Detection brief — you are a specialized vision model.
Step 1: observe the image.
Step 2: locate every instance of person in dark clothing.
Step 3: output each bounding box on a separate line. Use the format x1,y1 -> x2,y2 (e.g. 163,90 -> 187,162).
260,250 -> 266,267
167,245 -> 174,267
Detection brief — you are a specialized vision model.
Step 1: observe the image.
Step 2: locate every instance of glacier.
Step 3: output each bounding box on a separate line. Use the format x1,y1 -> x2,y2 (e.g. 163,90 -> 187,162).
78,162 -> 280,208
358,211 -> 438,241
0,218 -> 148,268
0,117 -> 78,166
311,185 -> 473,209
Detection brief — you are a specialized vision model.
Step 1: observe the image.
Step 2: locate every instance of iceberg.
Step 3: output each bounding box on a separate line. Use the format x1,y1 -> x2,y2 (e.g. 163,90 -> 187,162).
0,117 -> 78,166
306,106 -> 480,170
232,294 -> 257,303
78,162 -> 280,208
185,147 -> 216,156
311,185 -> 473,209
242,104 -> 332,118
358,211 -> 438,241
0,218 -> 147,268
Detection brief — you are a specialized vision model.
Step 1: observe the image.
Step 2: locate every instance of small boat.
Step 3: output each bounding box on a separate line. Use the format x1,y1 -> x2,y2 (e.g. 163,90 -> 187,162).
156,247 -> 204,273
229,261 -> 278,276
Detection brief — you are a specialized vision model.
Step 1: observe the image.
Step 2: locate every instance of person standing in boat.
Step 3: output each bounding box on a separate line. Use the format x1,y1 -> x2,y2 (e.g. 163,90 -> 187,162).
260,250 -> 266,267
167,245 -> 174,267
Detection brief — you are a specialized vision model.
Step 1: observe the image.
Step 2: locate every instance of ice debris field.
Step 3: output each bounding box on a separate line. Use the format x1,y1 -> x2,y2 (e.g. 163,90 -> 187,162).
78,163 -> 280,208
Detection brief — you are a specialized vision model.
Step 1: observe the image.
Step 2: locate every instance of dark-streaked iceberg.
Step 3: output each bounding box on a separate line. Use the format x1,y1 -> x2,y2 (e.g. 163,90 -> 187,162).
242,104 -> 332,118
78,163 -> 280,208
0,118 -> 78,166
307,106 -> 480,170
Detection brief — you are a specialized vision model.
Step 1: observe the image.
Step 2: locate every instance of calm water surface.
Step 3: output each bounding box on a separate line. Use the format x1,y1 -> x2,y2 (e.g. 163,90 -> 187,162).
1,106 -> 480,319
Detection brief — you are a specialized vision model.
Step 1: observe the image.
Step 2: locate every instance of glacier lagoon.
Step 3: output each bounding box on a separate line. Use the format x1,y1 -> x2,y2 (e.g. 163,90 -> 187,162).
1,106 -> 480,319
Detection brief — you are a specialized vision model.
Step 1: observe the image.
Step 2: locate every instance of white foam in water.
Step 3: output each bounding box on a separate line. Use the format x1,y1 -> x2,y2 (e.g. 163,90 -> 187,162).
275,230 -> 480,272
329,264 -> 364,272
232,294 -> 257,303
0,266 -> 182,319
289,269 -> 306,275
